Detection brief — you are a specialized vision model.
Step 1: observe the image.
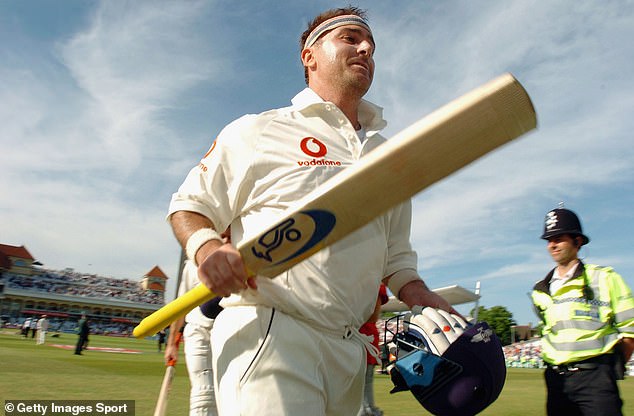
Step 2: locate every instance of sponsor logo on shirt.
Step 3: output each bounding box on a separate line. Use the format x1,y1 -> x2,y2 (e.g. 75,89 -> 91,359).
198,140 -> 217,172
298,137 -> 342,166
202,141 -> 217,159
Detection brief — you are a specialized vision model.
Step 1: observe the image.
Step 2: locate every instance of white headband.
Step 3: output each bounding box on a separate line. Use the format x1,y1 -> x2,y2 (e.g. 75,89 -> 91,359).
304,14 -> 372,49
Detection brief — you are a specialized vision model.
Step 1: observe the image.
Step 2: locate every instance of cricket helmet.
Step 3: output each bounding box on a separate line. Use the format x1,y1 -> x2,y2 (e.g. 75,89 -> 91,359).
541,208 -> 589,245
385,309 -> 506,416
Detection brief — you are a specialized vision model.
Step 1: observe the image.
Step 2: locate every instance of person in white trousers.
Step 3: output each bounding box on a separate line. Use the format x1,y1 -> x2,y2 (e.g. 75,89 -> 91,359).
36,315 -> 49,345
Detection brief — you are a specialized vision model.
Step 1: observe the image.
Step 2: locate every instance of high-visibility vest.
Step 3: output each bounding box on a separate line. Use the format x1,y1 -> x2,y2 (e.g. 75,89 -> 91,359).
531,262 -> 634,365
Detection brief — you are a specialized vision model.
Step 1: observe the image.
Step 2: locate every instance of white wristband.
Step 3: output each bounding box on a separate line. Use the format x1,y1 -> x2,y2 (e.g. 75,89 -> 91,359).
186,228 -> 223,266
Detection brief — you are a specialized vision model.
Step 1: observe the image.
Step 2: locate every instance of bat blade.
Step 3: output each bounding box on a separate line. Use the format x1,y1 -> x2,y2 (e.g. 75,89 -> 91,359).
134,73 -> 536,339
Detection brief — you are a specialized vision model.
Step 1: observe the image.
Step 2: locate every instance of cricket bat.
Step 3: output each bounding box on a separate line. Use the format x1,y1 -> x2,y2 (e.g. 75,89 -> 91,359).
153,329 -> 182,416
134,73 -> 536,339
153,362 -> 175,416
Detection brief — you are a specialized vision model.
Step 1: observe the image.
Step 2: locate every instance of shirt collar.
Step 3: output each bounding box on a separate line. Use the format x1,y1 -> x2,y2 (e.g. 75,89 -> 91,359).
290,88 -> 387,134
553,261 -> 580,281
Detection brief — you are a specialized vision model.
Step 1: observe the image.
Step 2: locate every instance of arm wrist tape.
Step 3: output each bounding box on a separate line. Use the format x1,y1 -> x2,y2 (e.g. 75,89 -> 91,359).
185,228 -> 222,266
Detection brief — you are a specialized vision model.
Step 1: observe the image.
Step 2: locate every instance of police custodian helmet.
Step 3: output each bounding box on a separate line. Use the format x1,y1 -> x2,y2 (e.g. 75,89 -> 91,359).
541,208 -> 590,245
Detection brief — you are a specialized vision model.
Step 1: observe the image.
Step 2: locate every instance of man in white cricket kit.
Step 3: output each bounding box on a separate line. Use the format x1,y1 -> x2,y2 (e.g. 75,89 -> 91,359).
168,7 -> 457,415
36,314 -> 49,345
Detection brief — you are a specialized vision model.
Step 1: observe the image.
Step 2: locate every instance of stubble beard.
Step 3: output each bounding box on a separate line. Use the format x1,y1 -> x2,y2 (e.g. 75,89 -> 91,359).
337,69 -> 372,99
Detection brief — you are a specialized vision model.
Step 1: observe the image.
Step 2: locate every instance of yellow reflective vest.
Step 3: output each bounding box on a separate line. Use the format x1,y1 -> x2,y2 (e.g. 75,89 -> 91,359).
531,261 -> 634,365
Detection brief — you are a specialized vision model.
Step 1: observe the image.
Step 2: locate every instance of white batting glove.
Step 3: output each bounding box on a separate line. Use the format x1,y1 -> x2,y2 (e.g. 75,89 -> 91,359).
404,306 -> 470,356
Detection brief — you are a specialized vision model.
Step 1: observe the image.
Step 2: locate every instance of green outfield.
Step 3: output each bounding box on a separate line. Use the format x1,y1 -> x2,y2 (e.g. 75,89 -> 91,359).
1,331 -> 632,415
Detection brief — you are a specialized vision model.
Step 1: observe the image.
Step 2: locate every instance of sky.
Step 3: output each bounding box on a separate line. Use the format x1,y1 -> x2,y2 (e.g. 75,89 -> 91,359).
1,0 -> 633,326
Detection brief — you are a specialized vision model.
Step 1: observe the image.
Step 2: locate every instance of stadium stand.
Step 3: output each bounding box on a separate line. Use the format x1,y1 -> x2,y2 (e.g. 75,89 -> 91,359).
503,339 -> 544,368
502,338 -> 634,375
0,243 -> 168,336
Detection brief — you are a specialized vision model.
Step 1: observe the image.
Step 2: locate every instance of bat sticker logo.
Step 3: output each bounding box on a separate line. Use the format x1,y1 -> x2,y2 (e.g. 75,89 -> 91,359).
250,209 -> 336,264
251,218 -> 301,262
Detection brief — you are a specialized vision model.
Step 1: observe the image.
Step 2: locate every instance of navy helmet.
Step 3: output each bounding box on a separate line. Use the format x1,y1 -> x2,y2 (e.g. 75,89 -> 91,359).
541,208 -> 589,245
387,317 -> 506,416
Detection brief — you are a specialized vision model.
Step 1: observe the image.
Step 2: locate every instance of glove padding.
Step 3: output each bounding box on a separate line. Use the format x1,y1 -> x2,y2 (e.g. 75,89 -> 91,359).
389,307 -> 468,395
405,306 -> 470,356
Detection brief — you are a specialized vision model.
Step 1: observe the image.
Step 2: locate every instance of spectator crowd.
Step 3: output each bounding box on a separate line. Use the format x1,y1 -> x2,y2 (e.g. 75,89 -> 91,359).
503,339 -> 544,368
6,316 -> 135,337
5,268 -> 162,305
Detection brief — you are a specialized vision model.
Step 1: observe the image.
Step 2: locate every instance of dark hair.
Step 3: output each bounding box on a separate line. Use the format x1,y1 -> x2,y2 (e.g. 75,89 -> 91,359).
300,6 -> 368,85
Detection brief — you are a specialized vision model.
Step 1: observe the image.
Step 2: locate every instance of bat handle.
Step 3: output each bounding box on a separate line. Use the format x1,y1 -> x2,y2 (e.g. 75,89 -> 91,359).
166,358 -> 177,367
134,284 -> 217,339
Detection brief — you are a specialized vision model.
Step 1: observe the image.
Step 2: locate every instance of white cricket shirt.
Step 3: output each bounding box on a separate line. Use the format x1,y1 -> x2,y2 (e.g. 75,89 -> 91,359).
169,88 -> 418,329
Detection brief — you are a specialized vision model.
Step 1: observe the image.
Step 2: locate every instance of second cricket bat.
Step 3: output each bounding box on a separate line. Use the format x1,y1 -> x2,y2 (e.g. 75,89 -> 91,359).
153,363 -> 175,416
134,73 -> 536,339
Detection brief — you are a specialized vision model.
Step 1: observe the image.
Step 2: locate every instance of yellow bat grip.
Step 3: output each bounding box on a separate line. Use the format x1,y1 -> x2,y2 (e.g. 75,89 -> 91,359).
133,284 -> 217,339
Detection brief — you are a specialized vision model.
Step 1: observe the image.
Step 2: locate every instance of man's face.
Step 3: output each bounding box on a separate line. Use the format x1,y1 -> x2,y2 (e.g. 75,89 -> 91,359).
311,24 -> 375,94
546,234 -> 579,265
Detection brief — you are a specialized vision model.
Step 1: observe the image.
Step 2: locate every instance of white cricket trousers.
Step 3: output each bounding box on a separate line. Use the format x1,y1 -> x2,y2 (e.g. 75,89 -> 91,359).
184,322 -> 218,416
211,305 -> 366,416
37,330 -> 46,345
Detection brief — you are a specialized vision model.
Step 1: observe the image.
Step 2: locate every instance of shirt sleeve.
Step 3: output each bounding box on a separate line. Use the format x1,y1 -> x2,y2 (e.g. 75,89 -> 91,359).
384,199 -> 418,277
609,269 -> 634,337
168,115 -> 258,232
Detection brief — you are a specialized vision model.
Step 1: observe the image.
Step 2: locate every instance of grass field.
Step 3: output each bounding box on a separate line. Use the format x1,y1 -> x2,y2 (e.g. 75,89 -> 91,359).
1,331 -> 632,415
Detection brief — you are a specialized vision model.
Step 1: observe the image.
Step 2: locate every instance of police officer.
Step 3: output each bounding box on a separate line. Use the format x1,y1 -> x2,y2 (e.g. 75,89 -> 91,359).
531,207 -> 634,416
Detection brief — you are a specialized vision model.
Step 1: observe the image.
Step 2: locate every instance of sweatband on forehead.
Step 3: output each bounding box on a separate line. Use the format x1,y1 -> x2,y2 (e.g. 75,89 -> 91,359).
304,14 -> 372,49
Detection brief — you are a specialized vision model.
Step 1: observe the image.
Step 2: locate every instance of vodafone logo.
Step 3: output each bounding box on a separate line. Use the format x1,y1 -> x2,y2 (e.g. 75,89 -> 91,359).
297,136 -> 342,167
300,137 -> 327,157
198,140 -> 217,172
202,141 -> 217,159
